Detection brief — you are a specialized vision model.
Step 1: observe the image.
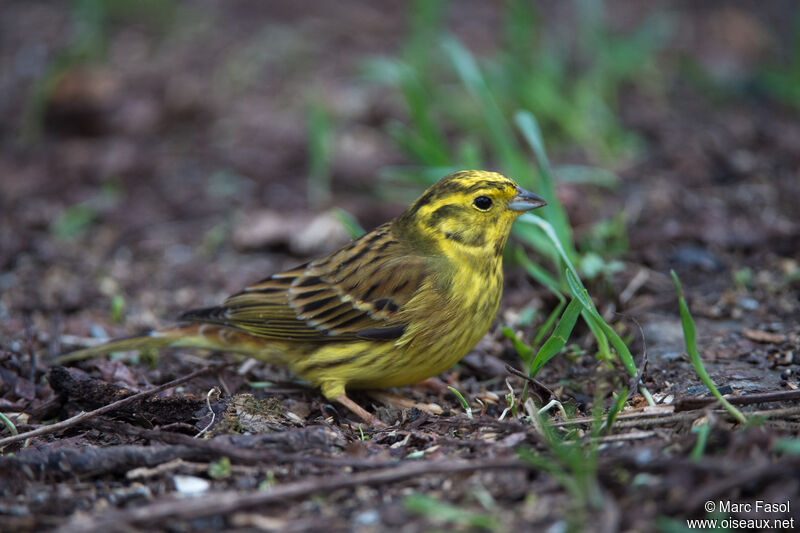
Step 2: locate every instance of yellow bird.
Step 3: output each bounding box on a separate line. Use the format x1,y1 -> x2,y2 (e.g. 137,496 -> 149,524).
59,170 -> 546,426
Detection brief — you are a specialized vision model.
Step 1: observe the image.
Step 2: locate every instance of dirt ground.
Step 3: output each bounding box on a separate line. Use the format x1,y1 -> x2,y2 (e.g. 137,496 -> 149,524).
1,1 -> 799,532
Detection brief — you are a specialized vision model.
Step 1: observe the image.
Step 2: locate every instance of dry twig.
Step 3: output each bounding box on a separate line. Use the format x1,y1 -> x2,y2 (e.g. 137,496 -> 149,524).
674,389 -> 800,411
57,458 -> 523,532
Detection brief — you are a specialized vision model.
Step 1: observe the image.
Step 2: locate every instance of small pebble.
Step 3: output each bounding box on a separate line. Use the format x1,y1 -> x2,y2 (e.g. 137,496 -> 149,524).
745,353 -> 763,365
173,475 -> 210,496
670,245 -> 724,271
545,520 -> 568,533
90,324 -> 109,339
354,509 -> 380,526
659,351 -> 683,362
736,297 -> 759,311
634,448 -> 654,465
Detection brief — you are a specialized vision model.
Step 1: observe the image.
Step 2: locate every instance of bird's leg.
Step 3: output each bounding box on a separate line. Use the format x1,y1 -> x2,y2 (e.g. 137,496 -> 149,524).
336,394 -> 388,429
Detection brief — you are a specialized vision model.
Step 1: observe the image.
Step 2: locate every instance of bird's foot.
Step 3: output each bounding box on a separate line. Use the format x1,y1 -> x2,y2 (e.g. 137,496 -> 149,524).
336,394 -> 388,429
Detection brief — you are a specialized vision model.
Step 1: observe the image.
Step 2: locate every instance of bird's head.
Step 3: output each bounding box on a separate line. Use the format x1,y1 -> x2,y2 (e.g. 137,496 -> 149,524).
395,170 -> 547,257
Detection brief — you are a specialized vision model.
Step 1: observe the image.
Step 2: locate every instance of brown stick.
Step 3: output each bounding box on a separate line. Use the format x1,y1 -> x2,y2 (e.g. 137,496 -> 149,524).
56,457 -> 523,533
674,388 -> 800,412
0,365 -> 221,449
505,364 -> 557,403
626,317 -> 648,402
555,404 -> 800,430
132,426 -> 401,469
1,444 -> 210,480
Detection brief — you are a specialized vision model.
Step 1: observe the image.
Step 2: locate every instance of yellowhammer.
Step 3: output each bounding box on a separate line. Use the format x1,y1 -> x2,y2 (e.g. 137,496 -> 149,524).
60,170 -> 546,426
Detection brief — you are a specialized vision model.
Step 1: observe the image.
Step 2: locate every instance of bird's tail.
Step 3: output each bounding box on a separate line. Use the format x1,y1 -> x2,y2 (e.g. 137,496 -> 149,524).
54,324 -> 272,365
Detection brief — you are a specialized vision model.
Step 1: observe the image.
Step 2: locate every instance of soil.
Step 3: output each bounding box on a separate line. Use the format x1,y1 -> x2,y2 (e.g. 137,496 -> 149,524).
1,1 -> 799,532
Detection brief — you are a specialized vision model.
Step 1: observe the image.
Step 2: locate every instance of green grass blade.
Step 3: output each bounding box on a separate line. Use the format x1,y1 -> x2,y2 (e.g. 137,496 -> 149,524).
531,299 -> 566,347
447,386 -> 473,419
442,36 -> 532,185
529,298 -> 584,378
512,223 -> 559,264
501,326 -> 534,365
690,421 -> 710,461
514,110 -> 576,257
0,412 -> 19,436
514,108 -> 550,169
565,269 -> 636,376
515,213 -> 645,402
581,310 -> 612,360
670,270 -> 747,424
517,213 -> 579,283
603,387 -> 627,434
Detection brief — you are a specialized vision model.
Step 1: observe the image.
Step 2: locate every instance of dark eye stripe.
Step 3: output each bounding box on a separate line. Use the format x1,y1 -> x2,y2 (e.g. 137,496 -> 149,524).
425,204 -> 465,228
405,178 -> 508,211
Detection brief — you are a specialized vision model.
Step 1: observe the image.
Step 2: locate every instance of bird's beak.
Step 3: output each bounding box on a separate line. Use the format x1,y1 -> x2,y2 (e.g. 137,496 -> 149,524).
508,187 -> 547,212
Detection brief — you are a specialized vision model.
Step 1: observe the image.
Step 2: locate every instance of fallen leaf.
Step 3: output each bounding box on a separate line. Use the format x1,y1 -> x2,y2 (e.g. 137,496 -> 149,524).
743,329 -> 787,344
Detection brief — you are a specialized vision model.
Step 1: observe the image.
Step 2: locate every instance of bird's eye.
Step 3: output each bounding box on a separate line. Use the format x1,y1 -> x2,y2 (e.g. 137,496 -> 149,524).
473,196 -> 492,211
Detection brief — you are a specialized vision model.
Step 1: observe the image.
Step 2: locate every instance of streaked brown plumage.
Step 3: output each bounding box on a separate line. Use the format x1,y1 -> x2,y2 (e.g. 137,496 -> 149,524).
59,170 -> 546,426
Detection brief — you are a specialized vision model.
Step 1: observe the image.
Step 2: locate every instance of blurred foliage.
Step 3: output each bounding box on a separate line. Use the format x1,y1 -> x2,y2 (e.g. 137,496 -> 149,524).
364,0 -> 671,166
306,92 -> 335,206
70,0 -> 176,55
50,182 -> 121,240
364,0 -> 656,280
109,294 -> 126,324
207,457 -> 232,480
674,7 -> 800,111
517,407 -> 605,531
757,9 -> 800,108
50,204 -> 98,241
496,0 -> 670,161
22,0 -> 176,143
404,493 -> 498,531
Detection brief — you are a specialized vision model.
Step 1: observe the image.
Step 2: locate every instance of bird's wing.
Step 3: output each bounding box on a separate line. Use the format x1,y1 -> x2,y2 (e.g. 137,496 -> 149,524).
180,224 -> 429,342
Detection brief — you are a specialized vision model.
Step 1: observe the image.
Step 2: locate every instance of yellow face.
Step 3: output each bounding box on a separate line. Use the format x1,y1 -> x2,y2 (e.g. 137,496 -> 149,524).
395,170 -> 546,257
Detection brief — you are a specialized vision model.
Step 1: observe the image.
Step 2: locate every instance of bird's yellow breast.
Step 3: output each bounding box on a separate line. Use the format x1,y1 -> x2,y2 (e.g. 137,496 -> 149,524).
290,252 -> 503,399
